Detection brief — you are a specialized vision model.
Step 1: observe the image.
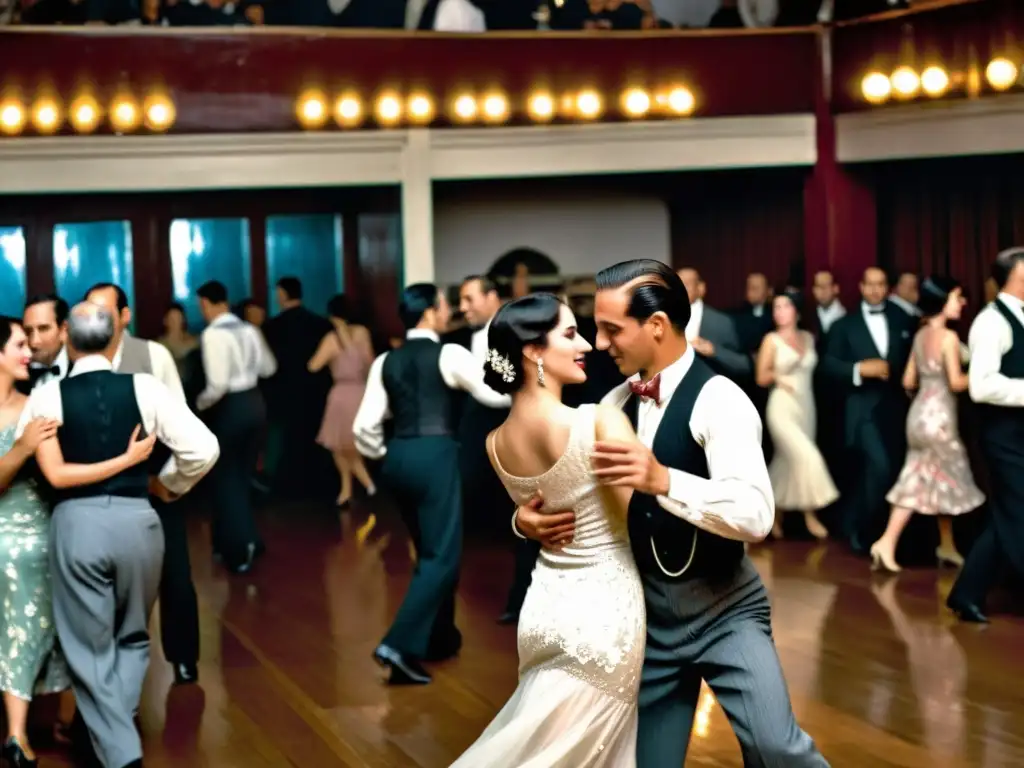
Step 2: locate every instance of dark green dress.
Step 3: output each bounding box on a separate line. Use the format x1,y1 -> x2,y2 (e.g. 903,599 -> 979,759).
0,424 -> 70,699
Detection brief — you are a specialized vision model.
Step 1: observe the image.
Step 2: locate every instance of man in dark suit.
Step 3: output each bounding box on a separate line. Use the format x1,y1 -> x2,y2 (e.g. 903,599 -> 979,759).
733,272 -> 775,355
678,267 -> 752,385
261,276 -> 333,499
888,271 -> 922,321
820,267 -> 915,553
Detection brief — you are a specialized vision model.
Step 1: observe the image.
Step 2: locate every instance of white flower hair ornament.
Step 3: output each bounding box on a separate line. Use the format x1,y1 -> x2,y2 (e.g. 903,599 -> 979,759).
488,348 -> 516,384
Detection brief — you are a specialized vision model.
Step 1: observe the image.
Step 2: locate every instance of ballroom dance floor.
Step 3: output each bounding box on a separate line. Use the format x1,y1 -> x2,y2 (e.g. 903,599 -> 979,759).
32,499 -> 1024,767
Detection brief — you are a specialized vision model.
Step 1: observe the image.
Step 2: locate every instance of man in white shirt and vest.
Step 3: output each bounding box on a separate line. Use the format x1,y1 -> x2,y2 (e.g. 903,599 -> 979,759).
948,246 -> 1024,623
196,280 -> 277,574
513,259 -> 827,767
85,282 -> 202,685
19,302 -> 219,768
354,283 -> 509,685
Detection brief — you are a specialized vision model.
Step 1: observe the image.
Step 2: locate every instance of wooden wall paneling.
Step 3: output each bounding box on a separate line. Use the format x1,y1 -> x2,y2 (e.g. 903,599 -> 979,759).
357,213 -> 403,350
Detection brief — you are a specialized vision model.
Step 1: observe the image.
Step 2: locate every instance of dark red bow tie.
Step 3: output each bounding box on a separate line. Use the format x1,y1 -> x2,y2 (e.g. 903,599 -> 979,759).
629,374 -> 661,405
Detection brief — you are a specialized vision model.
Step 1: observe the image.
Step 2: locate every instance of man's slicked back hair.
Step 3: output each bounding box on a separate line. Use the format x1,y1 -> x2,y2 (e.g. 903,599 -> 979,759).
595,259 -> 690,332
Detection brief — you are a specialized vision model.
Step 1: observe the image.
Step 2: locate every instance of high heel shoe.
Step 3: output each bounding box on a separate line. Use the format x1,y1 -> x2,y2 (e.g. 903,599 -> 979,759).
936,547 -> 964,568
2,736 -> 37,768
869,543 -> 901,574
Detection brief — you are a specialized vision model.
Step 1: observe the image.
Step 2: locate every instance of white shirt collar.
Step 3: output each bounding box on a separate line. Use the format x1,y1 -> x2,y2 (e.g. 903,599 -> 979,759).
407,329 -> 440,342
997,292 -> 1024,311
69,354 -> 113,377
627,344 -> 695,407
210,312 -> 240,328
53,345 -> 69,376
861,300 -> 886,316
690,299 -> 704,313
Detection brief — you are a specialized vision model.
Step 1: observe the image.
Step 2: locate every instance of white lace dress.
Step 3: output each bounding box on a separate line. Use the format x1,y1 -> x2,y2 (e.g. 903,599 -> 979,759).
451,405 -> 646,767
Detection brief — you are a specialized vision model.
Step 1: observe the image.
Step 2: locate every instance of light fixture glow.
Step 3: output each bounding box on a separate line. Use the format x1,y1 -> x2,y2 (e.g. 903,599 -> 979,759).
527,92 -> 555,121
334,95 -> 362,126
664,86 -> 695,116
109,97 -> 141,132
296,91 -> 328,129
920,66 -> 949,97
482,93 -> 509,122
69,96 -> 101,133
861,71 -> 892,104
31,99 -> 61,134
407,93 -> 434,123
452,94 -> 478,121
0,100 -> 25,135
576,90 -> 603,119
376,93 -> 402,124
621,88 -> 651,117
986,57 -> 1019,91
890,66 -> 920,99
143,94 -> 175,131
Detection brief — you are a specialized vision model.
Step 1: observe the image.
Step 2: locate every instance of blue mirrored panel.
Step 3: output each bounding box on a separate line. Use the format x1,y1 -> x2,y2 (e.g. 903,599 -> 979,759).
169,218 -> 252,330
53,221 -> 134,326
0,227 -> 27,318
266,214 -> 344,317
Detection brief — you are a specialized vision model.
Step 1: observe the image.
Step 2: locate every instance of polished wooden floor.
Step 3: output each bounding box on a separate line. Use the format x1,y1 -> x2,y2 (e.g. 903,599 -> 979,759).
33,500 -> 1024,767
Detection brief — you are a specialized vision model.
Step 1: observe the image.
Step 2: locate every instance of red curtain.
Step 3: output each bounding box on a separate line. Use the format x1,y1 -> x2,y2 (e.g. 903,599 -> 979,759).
668,167 -> 808,309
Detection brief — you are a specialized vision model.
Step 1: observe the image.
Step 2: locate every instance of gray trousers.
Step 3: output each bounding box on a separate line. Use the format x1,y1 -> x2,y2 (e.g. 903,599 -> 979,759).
638,556 -> 829,768
50,496 -> 164,768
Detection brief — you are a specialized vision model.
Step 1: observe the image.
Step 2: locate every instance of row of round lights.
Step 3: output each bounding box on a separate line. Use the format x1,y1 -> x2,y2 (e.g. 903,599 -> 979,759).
861,57 -> 1020,104
295,86 -> 697,129
0,92 -> 176,136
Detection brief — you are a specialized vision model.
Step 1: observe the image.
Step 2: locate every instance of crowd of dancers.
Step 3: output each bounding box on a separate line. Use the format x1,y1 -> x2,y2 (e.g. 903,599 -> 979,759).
349,248 -> 1024,766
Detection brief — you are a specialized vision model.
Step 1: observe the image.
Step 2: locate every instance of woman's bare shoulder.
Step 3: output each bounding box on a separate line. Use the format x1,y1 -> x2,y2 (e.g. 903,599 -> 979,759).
594,403 -> 634,440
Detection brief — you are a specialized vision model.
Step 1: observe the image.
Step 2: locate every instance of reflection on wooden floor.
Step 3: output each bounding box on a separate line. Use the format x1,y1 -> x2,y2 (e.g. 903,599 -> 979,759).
34,501 -> 1024,766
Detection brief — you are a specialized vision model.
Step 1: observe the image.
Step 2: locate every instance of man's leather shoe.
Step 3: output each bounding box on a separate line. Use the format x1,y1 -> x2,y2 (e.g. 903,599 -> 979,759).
173,662 -> 199,685
947,598 -> 989,623
372,645 -> 431,685
424,629 -> 462,662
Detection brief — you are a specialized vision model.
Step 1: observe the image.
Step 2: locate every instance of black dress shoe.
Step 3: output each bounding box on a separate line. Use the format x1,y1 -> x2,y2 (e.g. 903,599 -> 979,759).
947,598 -> 989,623
173,662 -> 199,685
372,644 -> 431,685
2,736 -> 37,767
496,611 -> 519,626
230,542 -> 258,574
423,629 -> 462,662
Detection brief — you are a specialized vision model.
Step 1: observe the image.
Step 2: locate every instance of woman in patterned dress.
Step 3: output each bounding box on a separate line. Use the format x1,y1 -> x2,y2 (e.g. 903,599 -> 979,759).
869,277 -> 984,574
0,316 -> 156,767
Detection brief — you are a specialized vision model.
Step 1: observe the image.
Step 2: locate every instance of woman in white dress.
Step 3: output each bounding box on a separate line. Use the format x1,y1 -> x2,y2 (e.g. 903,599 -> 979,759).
755,289 -> 838,540
451,293 -> 646,768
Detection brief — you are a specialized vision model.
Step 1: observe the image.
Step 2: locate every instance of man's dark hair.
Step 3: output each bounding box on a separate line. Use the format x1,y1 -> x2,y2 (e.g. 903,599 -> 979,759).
595,259 -> 690,332
461,274 -> 498,296
25,293 -> 70,326
84,282 -> 129,312
276,276 -> 302,301
399,283 -> 440,330
197,280 -> 229,305
993,247 -> 1024,289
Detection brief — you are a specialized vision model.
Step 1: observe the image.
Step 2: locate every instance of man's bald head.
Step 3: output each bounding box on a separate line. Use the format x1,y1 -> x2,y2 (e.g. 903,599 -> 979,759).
67,301 -> 116,355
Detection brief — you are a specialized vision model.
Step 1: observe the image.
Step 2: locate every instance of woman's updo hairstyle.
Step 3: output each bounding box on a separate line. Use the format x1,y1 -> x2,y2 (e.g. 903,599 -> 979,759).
483,293 -> 565,396
917,275 -> 960,317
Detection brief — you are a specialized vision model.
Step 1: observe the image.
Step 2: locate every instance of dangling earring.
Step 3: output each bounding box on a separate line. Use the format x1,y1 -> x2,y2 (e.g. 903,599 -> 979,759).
537,358 -> 546,387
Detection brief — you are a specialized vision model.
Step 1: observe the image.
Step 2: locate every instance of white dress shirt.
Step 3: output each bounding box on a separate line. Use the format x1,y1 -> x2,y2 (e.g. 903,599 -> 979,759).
685,300 -> 705,342
353,329 -> 511,460
17,354 -> 220,496
816,301 -> 846,335
33,346 -> 70,389
113,334 -> 186,404
435,0 -> 486,31
852,301 -> 889,386
968,293 -> 1024,407
601,345 -> 774,543
197,313 -> 277,412
470,317 -> 494,364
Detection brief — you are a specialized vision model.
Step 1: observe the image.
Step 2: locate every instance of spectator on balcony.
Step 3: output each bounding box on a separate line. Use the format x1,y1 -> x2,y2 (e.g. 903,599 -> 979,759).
408,0 -> 485,31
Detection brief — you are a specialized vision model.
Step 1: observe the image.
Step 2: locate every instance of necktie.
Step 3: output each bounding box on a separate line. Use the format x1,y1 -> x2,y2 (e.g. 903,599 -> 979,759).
28,363 -> 60,382
629,374 -> 661,406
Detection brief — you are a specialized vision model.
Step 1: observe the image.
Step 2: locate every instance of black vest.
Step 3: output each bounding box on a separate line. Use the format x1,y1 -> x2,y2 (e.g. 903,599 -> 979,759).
626,357 -> 745,581
382,338 -> 457,439
57,371 -> 149,499
977,299 -> 1024,433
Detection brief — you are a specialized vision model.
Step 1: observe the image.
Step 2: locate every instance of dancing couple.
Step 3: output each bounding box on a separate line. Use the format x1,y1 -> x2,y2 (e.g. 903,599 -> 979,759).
452,260 -> 828,767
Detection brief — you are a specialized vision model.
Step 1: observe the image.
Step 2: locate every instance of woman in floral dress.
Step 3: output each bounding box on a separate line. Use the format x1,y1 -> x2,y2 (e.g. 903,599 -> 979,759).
869,277 -> 984,573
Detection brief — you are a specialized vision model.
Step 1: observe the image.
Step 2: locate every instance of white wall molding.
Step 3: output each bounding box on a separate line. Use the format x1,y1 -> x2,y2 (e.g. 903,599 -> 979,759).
0,114 -> 817,195
428,116 -> 817,180
0,132 -> 409,194
837,95 -> 1024,163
